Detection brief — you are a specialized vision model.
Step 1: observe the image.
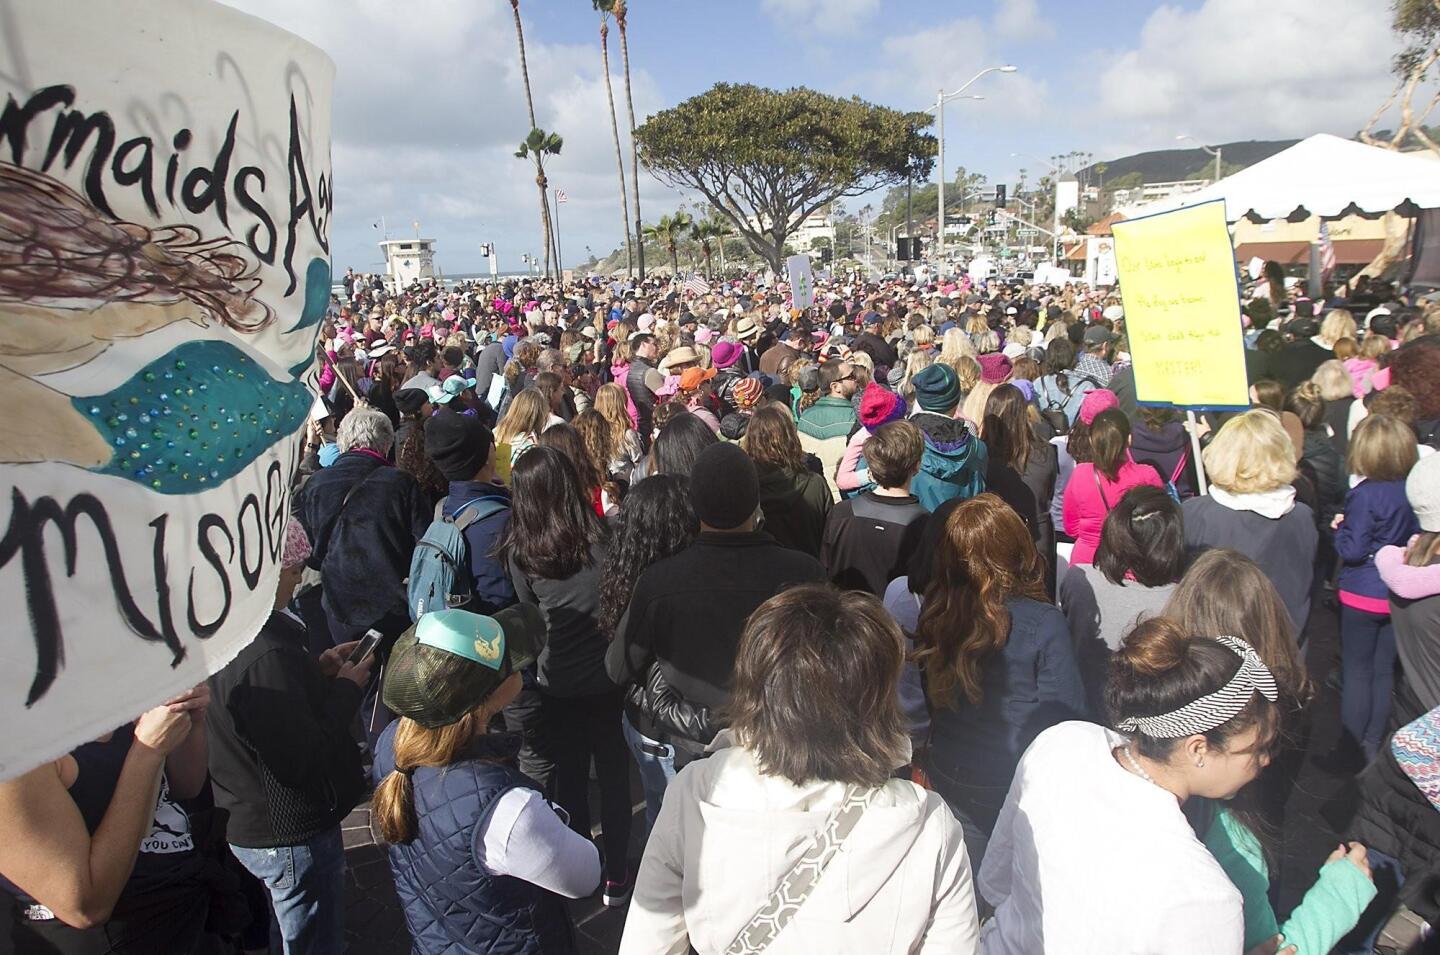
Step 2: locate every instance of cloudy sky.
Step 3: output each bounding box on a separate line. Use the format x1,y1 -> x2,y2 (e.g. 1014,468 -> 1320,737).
219,0 -> 1414,274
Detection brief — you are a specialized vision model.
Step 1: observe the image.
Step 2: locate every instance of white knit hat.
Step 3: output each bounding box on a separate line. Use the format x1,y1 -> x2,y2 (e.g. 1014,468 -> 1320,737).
1407,454 -> 1440,532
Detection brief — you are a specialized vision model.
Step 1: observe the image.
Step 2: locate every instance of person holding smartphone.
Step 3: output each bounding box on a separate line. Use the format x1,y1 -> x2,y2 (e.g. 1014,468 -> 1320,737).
207,518 -> 375,954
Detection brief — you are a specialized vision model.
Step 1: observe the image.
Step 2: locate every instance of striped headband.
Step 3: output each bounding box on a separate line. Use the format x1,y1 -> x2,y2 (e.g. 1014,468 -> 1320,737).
1117,636 -> 1278,739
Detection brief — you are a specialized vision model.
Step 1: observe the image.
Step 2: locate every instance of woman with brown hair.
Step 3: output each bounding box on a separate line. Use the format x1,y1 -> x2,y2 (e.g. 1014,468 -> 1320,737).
979,618 -> 1283,954
620,584 -> 980,954
743,405 -> 833,557
494,389 -> 552,468
983,383 -> 1059,571
373,606 -> 599,954
917,494 -> 1086,866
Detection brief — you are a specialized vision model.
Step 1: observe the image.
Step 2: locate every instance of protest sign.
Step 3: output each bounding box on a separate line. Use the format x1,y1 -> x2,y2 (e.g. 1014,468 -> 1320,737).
1111,201 -> 1248,410
787,254 -> 815,309
0,0 -> 333,778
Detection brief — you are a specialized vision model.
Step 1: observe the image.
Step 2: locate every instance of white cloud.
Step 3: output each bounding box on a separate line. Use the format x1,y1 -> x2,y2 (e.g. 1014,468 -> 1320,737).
215,0 -> 682,272
1094,0 -> 1406,145
993,0 -> 1054,43
761,0 -> 880,35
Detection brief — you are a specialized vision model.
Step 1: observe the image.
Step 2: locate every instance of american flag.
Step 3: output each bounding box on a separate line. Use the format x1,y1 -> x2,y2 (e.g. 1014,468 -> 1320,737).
683,274 -> 711,296
555,189 -> 568,204
1319,221 -> 1337,279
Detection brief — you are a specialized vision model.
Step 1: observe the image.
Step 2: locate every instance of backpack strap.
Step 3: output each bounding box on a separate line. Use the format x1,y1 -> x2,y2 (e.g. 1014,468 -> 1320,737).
451,496 -> 509,532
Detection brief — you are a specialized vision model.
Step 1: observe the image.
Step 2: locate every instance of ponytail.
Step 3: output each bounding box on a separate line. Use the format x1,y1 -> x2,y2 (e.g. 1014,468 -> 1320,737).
371,712 -> 486,845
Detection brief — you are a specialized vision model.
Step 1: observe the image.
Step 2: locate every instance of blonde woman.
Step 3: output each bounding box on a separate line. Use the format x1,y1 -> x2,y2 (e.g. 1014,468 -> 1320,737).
961,381 -> 998,431
940,328 -> 978,369
898,349 -> 936,402
1319,309 -> 1359,351
494,389 -> 551,468
1181,409 -> 1318,636
912,325 -> 936,352
373,607 -> 599,952
1311,359 -> 1357,459
594,383 -> 644,478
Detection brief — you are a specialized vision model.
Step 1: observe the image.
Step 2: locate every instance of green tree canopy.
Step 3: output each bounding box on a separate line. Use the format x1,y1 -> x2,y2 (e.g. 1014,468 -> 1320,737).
635,83 -> 936,271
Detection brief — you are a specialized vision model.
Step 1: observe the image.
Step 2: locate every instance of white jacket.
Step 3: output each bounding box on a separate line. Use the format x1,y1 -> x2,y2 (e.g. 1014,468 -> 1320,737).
619,738 -> 979,955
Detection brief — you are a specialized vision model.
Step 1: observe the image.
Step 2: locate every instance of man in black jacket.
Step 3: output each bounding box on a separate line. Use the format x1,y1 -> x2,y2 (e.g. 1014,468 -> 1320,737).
605,443 -> 825,826
294,407 -> 432,644
209,520 -> 373,954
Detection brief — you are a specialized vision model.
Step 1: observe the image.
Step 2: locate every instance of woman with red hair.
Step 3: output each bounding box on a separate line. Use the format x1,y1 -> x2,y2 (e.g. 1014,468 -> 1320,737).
916,494 -> 1087,867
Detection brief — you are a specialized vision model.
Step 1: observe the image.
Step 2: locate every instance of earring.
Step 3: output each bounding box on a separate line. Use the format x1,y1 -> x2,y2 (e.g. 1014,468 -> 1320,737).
1197,759 -> 1205,768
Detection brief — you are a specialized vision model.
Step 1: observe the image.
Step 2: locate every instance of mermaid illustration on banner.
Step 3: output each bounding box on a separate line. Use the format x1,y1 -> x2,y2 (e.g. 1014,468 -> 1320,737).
0,161 -> 327,493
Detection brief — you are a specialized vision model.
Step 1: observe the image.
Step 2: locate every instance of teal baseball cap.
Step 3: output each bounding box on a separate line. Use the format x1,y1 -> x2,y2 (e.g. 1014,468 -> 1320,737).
382,606 -> 544,728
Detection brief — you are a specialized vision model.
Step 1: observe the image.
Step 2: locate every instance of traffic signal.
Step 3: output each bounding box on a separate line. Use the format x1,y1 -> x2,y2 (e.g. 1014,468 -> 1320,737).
995,185 -> 1007,207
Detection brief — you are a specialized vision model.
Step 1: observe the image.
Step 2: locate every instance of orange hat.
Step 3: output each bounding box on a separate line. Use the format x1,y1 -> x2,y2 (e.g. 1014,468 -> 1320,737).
679,366 -> 717,392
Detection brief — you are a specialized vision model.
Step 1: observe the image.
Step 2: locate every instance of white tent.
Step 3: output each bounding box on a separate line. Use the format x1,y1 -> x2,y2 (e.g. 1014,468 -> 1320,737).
1144,134 -> 1440,221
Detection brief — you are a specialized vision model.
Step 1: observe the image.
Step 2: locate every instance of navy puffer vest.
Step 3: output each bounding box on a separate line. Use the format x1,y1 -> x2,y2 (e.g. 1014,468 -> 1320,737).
374,724 -> 576,955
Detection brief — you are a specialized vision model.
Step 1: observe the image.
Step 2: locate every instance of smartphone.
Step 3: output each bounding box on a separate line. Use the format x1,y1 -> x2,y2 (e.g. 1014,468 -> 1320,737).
346,629 -> 383,667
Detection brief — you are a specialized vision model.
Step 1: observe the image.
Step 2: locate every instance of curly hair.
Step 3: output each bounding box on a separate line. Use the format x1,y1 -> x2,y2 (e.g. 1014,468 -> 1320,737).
597,475 -> 699,637
743,405 -> 806,473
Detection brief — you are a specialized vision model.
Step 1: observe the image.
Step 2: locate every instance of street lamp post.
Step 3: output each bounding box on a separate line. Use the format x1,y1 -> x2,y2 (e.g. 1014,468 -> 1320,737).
934,65 -> 1016,262
1176,135 -> 1222,183
1012,151 -> 1064,263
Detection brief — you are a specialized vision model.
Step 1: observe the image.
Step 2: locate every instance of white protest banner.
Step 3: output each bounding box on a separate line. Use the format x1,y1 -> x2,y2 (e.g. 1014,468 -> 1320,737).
1110,201 -> 1249,410
786,254 -> 815,309
0,0 -> 333,778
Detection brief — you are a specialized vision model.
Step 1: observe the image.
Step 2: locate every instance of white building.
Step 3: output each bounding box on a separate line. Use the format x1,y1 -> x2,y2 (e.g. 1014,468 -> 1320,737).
1111,180 -> 1210,217
379,238 -> 437,292
746,209 -> 836,254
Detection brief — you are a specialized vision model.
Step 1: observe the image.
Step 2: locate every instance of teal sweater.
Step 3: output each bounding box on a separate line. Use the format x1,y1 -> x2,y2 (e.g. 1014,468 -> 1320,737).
1204,809 -> 1375,954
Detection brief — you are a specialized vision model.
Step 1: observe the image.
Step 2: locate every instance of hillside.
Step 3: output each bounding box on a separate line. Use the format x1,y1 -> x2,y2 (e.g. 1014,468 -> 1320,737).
1082,139 -> 1299,184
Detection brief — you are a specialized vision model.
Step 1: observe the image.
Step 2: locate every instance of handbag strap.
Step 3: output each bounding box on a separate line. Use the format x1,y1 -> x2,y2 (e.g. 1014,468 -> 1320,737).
723,785 -> 878,955
1092,466 -> 1112,511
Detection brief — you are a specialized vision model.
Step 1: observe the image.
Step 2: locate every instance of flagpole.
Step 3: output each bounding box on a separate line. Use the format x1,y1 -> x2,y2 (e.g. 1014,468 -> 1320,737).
551,190 -> 564,281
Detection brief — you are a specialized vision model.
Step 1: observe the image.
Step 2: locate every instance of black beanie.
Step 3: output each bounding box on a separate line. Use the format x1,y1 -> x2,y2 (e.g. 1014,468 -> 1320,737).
395,388 -> 429,416
424,410 -> 494,481
689,443 -> 759,530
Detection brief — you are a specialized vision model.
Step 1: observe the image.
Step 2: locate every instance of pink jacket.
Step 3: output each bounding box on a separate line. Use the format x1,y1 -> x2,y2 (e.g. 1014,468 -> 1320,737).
1062,457 -> 1164,565
610,361 -> 638,427
836,427 -> 872,492
1343,357 -> 1378,399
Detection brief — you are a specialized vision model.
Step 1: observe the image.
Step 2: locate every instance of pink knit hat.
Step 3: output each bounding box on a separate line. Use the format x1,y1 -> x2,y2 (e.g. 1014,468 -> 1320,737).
1077,388 -> 1119,426
282,517 -> 312,569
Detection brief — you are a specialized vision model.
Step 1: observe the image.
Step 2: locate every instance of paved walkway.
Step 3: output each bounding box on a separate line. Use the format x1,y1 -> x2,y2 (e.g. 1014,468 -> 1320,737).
341,590 -> 1361,954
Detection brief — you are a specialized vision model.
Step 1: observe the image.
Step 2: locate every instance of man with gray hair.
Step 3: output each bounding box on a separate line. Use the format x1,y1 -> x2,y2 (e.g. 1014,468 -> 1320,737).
294,406 -> 432,645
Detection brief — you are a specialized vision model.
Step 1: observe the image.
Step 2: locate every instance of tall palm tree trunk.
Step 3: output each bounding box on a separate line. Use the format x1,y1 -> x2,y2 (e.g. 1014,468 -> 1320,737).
616,1 -> 643,279
600,19 -> 633,276
510,0 -> 556,279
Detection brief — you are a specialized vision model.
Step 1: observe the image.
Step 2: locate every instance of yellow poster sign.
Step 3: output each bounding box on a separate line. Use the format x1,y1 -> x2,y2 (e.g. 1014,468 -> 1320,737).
1111,201 -> 1249,408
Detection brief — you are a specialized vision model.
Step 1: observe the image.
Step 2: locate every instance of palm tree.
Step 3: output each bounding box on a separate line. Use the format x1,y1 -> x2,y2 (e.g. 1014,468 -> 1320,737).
689,217 -> 729,278
614,0 -> 643,278
593,0 -> 633,276
643,211 -> 692,276
516,128 -> 564,279
509,0 -> 559,278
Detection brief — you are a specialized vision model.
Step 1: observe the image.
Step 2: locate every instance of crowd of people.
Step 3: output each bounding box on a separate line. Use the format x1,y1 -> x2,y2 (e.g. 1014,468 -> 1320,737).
2,261 -> 1439,954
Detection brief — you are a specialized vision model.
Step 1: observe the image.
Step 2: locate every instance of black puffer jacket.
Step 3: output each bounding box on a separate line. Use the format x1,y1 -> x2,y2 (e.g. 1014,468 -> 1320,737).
1299,428 -> 1345,526
1348,744 -> 1440,923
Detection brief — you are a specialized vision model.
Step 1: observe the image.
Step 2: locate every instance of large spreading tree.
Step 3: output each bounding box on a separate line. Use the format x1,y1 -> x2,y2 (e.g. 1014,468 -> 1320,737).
635,83 -> 936,273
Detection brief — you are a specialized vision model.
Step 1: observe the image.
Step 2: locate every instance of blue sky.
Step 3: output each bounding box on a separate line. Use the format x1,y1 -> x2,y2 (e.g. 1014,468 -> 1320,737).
221,0 -> 1410,274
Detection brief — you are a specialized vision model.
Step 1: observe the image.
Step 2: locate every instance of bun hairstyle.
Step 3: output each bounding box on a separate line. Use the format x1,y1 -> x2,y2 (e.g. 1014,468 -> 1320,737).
1107,618 -> 1279,762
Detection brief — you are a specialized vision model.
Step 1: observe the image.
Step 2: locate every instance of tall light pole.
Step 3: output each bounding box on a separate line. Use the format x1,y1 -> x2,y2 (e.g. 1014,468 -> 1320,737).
1177,134 -> 1222,183
1012,151 -> 1063,263
934,65 -> 1016,262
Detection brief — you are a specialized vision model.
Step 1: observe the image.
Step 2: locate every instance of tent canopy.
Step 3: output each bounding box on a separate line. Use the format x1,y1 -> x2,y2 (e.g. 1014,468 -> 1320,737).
1145,134 -> 1440,222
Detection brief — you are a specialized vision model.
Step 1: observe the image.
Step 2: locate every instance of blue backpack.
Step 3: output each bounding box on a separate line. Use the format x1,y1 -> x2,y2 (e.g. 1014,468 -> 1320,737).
408,496 -> 509,621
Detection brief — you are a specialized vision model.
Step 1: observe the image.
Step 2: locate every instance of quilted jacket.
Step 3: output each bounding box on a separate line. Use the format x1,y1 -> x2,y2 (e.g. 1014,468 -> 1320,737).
374,724 -> 576,954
